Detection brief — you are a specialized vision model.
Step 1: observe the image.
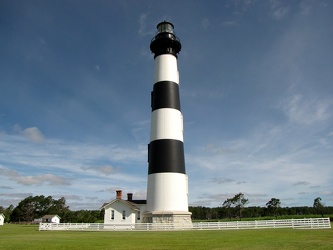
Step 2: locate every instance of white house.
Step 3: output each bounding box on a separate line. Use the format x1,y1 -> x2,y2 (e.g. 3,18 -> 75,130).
42,214 -> 61,223
101,190 -> 146,225
0,213 -> 5,225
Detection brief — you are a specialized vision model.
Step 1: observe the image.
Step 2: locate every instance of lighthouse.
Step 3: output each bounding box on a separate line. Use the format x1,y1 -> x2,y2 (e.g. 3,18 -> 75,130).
143,21 -> 192,224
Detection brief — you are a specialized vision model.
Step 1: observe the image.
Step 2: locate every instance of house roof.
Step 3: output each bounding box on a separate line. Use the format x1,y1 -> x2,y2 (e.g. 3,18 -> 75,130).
100,198 -> 146,210
0,213 -> 5,218
42,214 -> 61,219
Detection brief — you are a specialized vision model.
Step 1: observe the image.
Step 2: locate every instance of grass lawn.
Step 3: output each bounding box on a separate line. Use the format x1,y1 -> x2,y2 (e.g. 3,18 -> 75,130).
0,224 -> 332,250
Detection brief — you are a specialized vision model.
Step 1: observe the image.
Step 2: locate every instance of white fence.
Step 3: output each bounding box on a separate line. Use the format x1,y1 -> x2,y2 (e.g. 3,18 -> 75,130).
39,217 -> 331,231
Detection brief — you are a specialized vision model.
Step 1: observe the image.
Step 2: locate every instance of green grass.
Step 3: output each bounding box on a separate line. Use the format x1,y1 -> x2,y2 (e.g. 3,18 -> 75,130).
193,214 -> 333,222
0,224 -> 332,250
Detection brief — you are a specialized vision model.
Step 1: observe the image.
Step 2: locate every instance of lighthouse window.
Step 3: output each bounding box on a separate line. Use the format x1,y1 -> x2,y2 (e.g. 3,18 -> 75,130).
158,23 -> 173,34
122,210 -> 126,220
111,210 -> 114,220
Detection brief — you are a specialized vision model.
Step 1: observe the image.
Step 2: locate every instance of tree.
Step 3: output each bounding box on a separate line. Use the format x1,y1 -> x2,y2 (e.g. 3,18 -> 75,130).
11,195 -> 69,222
3,204 -> 14,222
243,206 -> 263,218
313,197 -> 324,217
266,198 -> 281,219
189,206 -> 209,220
223,193 -> 249,220
231,193 -> 248,220
222,198 -> 234,220
48,197 -> 69,215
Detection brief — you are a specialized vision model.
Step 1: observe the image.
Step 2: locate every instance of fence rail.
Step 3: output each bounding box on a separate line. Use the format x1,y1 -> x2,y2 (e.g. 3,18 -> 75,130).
39,217 -> 331,231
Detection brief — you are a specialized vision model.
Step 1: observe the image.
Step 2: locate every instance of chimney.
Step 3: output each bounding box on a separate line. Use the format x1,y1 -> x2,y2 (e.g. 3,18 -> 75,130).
116,190 -> 122,199
127,193 -> 133,201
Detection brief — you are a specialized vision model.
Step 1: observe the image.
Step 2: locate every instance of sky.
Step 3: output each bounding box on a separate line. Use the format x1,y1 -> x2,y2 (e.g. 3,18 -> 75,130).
1,0 -> 333,211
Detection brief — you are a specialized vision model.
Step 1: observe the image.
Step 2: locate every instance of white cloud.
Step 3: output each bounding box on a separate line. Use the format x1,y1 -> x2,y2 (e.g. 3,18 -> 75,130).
300,2 -> 312,16
21,127 -> 45,143
81,165 -> 118,175
13,125 -> 45,143
222,20 -> 237,27
211,177 -> 235,184
62,194 -> 84,201
99,187 -> 123,193
0,192 -> 34,207
269,0 -> 289,20
272,6 -> 289,20
229,0 -> 257,12
293,181 -> 310,186
0,167 -> 71,186
138,13 -> 153,36
0,129 -> 148,210
186,113 -> 333,207
318,191 -> 333,196
279,94 -> 331,125
131,119 -> 150,143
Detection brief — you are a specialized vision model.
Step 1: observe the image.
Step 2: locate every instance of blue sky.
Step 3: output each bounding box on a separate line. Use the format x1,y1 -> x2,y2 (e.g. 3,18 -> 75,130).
1,0 -> 332,210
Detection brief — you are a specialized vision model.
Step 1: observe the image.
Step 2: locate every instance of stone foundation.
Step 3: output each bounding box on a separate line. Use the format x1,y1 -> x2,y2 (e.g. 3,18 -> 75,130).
142,211 -> 192,227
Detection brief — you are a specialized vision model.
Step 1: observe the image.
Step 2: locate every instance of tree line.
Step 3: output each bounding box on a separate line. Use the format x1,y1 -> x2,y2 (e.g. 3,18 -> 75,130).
190,193 -> 332,221
1,194 -> 331,223
0,195 -> 103,223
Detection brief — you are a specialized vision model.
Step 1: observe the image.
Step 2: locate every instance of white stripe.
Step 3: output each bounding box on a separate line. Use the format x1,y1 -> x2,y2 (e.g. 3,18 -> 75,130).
147,173 -> 189,212
154,54 -> 179,83
150,108 -> 183,142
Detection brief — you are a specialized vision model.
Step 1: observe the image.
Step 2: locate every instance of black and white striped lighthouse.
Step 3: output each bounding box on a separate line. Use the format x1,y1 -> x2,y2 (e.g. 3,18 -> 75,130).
144,21 -> 192,224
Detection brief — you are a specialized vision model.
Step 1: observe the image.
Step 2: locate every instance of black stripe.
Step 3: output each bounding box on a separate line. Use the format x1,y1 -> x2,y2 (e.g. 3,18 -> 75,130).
151,81 -> 180,111
148,139 -> 185,174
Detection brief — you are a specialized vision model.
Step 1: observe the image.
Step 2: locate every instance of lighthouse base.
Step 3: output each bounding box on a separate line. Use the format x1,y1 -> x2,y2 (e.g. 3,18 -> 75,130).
142,211 -> 192,227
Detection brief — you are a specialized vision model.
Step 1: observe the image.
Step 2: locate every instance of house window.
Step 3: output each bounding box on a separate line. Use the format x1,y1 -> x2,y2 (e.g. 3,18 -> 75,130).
137,211 -> 140,220
111,210 -> 114,220
122,210 -> 126,220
